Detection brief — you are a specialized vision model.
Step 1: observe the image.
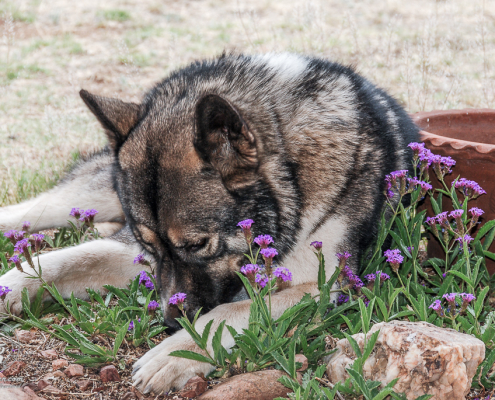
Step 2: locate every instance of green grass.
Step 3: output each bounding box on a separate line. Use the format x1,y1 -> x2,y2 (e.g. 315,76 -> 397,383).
100,9 -> 131,22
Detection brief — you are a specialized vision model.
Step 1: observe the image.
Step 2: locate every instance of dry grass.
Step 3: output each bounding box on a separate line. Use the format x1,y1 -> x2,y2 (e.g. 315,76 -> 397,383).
0,0 -> 494,204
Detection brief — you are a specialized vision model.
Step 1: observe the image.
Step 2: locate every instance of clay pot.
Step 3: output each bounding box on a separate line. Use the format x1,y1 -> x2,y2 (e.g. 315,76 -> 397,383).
412,109 -> 495,274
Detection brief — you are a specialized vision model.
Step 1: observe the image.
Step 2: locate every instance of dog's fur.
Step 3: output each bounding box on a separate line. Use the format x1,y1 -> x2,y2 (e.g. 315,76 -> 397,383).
0,53 -> 418,394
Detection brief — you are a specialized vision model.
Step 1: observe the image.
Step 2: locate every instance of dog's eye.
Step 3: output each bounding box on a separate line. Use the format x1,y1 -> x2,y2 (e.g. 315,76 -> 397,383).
185,238 -> 208,252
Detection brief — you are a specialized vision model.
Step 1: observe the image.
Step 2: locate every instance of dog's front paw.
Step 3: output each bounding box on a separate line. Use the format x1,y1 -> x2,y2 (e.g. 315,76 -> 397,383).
132,330 -> 215,395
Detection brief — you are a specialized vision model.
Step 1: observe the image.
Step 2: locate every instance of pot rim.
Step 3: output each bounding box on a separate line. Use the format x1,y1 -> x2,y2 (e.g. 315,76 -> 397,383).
412,109 -> 495,158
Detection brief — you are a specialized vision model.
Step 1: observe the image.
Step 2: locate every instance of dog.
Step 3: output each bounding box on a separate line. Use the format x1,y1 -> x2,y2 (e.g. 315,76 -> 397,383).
0,53 -> 418,394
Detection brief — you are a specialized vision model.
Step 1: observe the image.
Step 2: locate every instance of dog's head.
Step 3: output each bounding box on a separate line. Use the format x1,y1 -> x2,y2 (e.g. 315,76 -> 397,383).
80,88 -> 287,331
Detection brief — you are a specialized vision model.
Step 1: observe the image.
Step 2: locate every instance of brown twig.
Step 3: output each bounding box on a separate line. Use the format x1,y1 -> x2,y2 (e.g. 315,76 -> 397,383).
315,376 -> 345,400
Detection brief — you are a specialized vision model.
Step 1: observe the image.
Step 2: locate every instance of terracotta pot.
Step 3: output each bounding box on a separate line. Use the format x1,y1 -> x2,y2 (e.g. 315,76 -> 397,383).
412,109 -> 495,274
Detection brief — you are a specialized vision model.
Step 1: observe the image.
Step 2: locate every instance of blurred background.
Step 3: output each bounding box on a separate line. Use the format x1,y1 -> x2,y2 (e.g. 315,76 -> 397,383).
0,0 -> 494,205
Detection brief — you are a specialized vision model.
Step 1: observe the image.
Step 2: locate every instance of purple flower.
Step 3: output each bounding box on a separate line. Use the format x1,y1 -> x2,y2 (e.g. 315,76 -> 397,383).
336,252 -> 351,269
22,221 -> 30,232
408,142 -> 425,153
429,299 -> 442,311
138,271 -> 149,285
449,209 -> 463,219
469,207 -> 484,217
273,267 -> 292,282
148,300 -> 160,311
443,293 -> 457,303
134,253 -> 150,266
384,249 -> 403,272
254,235 -> 274,249
342,265 -> 353,278
435,211 -> 449,226
418,148 -> 434,165
337,293 -> 349,305
145,279 -> 155,290
310,241 -> 322,251
365,274 -> 376,282
460,293 -> 476,303
79,209 -> 98,223
168,292 -> 187,305
425,216 -> 436,226
377,271 -> 390,281
455,179 -> 486,199
240,264 -> 260,276
389,170 -> 408,179
4,230 -> 18,244
70,208 -> 84,219
9,255 -> 23,273
348,273 -> 363,289
237,219 -> 254,244
128,320 -> 134,330
361,296 -> 370,307
14,238 -> 31,255
0,286 -> 12,300
31,233 -> 45,252
442,273 -> 447,278
260,248 -> 278,259
255,274 -> 269,288
237,219 -> 254,231
386,190 -> 395,199
456,234 -> 473,246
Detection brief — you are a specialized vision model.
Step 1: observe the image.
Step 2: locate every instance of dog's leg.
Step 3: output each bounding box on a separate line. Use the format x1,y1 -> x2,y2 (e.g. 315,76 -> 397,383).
0,150 -> 124,233
132,282 -> 319,394
0,228 -> 148,315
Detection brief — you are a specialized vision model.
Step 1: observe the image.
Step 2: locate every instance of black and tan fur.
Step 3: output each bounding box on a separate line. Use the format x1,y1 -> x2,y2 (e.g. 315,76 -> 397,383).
0,53 -> 418,393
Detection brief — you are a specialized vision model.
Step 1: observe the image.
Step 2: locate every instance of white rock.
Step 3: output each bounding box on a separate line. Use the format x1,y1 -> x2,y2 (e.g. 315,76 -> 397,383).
325,321 -> 485,400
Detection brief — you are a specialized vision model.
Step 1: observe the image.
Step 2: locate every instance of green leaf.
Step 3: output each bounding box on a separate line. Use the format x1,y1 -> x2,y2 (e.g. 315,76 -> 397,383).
347,368 -> 372,399
343,332 -> 362,358
448,270 -> 474,288
201,320 -> 214,349
474,286 -> 489,318
168,350 -> 214,365
476,220 -> 495,240
113,321 -> 130,357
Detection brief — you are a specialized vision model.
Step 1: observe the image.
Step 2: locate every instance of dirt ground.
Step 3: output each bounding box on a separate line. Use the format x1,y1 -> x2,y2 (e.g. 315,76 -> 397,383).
0,0 -> 495,205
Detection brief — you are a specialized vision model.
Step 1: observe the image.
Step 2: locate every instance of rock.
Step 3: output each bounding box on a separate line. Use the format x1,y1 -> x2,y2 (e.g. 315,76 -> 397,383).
41,384 -> 66,398
52,359 -> 68,370
76,380 -> 92,391
325,321 -> 485,400
40,349 -> 58,359
64,364 -> 84,377
15,330 -> 36,343
3,361 -> 27,376
0,386 -> 41,399
0,372 -> 5,378
24,386 -> 43,399
178,375 -> 208,398
100,365 -> 120,382
37,379 -> 50,390
198,370 -> 301,400
295,354 -> 308,372
24,383 -> 39,392
41,370 -> 66,381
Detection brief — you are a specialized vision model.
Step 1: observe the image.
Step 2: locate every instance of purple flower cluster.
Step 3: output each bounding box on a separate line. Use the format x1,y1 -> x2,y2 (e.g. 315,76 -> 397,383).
337,293 -> 349,306
168,292 -> 187,305
22,221 -> 31,232
14,238 -> 31,255
273,267 -> 293,282
137,271 -> 155,290
456,234 -> 474,247
454,178 -> 486,199
408,142 -> 456,179
341,265 -> 363,290
336,252 -> 351,269
148,300 -> 160,311
429,292 -> 476,317
70,208 -> 98,223
384,249 -> 403,272
4,230 -> 26,244
128,318 -> 141,331
365,271 -> 390,282
241,264 -> 260,276
254,235 -> 274,249
469,207 -> 484,217
31,233 -> 45,252
237,219 -> 254,244
310,241 -> 322,251
255,274 -> 269,288
0,286 -> 12,300
134,253 -> 151,266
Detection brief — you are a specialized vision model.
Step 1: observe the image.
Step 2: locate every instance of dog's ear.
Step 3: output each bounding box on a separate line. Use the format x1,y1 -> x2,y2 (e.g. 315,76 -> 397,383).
79,89 -> 141,150
195,94 -> 258,189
